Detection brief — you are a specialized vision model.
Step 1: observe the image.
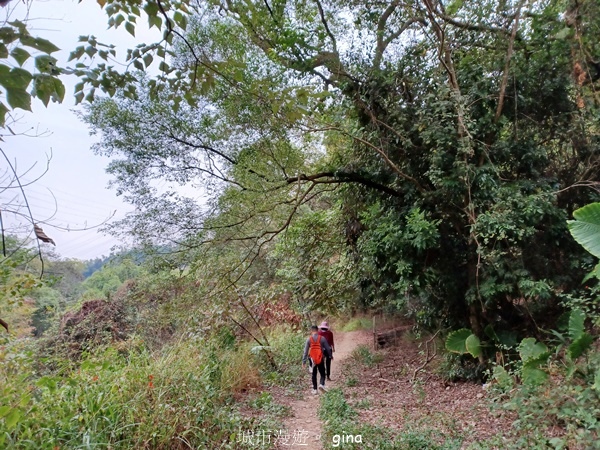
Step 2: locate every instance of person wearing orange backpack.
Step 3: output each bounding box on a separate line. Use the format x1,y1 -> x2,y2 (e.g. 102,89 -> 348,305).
302,325 -> 333,394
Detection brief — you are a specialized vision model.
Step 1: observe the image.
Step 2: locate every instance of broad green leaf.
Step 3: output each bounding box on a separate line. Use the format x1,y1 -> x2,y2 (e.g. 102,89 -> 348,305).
34,54 -> 57,74
4,408 -> 21,429
143,53 -> 153,67
271,100 -> 282,114
19,35 -> 60,53
163,29 -> 174,45
445,328 -> 472,354
0,27 -> 17,44
158,61 -> 170,73
125,22 -> 135,37
8,20 -> 27,34
74,91 -> 84,104
53,77 -> 65,103
0,405 -> 10,418
0,67 -> 32,89
10,47 -> 30,66
484,325 -> 517,347
518,338 -> 549,365
85,88 -> 95,103
233,70 -> 244,82
69,45 -> 85,61
33,74 -> 54,106
173,11 -> 188,30
18,394 -> 30,407
521,365 -> 548,385
568,308 -> 585,341
484,324 -> 498,341
114,14 -> 125,28
568,203 -> 600,259
0,43 -> 7,58
465,333 -> 481,358
85,45 -> 97,58
0,63 -> 8,80
567,333 -> 593,359
6,87 -> 31,110
149,14 -> 162,29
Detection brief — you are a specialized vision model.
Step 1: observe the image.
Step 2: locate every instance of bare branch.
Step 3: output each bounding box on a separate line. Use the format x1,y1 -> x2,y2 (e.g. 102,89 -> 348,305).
495,0 -> 526,122
313,0 -> 337,52
0,148 -> 45,278
285,170 -> 404,198
373,1 -> 424,70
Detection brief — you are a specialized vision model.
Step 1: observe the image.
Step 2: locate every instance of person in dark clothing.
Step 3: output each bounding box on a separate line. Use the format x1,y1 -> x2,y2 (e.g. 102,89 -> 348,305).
318,321 -> 335,381
302,325 -> 332,394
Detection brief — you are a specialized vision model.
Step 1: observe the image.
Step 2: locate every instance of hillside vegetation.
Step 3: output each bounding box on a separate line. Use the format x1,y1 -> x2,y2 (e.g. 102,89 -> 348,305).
1,0 -> 600,447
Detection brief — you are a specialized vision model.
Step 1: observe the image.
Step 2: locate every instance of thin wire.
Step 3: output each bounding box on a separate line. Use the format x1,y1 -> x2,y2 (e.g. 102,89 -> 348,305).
0,148 -> 45,278
0,208 -> 5,257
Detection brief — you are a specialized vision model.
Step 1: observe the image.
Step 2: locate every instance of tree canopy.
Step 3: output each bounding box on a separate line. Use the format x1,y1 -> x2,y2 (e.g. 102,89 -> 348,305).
2,0 -> 600,343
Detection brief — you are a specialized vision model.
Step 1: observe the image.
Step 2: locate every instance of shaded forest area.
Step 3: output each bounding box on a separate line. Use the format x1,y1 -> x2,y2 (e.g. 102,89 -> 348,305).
1,0 -> 600,447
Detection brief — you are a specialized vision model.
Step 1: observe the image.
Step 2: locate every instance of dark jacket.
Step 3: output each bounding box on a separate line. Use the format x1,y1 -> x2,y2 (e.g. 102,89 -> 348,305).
318,329 -> 335,352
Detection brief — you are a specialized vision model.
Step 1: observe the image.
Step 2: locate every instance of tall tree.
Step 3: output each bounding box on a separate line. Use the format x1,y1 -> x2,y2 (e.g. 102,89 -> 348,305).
80,0 -> 600,340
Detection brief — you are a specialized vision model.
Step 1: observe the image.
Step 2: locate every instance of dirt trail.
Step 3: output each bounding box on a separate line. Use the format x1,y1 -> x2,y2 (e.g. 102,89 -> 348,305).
276,330 -> 371,450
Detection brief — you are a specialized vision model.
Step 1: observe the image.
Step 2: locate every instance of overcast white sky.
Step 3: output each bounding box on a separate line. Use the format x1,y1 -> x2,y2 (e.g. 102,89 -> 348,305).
1,0 -> 161,260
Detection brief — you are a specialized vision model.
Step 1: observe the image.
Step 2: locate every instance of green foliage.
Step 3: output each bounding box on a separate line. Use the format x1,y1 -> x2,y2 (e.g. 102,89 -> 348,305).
60,0 -> 600,353
29,286 -> 62,335
567,308 -> 594,360
319,388 -> 463,449
261,327 -> 306,385
493,358 -> 600,448
438,352 -> 486,382
445,329 -> 481,359
568,202 -> 600,280
0,20 -> 64,123
0,237 -> 46,338
2,344 -> 252,448
80,257 -> 145,298
488,304 -> 600,447
350,344 -> 384,368
517,338 -> 550,386
0,329 -> 279,448
518,338 -> 550,365
341,317 -> 373,332
568,202 -> 600,259
272,207 -> 358,313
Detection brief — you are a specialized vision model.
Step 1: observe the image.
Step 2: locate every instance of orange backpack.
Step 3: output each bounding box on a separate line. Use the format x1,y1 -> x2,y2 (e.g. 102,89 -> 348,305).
309,335 -> 323,365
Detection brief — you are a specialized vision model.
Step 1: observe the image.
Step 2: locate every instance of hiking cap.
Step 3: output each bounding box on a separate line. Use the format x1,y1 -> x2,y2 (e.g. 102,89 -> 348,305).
319,321 -> 329,330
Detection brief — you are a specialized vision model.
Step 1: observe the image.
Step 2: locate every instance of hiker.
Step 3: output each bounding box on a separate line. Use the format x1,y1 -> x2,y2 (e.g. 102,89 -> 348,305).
318,321 -> 335,381
302,325 -> 332,394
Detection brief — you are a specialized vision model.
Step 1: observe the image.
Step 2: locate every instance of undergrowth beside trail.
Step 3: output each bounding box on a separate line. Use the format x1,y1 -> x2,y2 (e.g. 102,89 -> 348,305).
319,388 -> 462,449
341,317 -> 372,332
318,342 -> 464,449
0,325 -> 304,449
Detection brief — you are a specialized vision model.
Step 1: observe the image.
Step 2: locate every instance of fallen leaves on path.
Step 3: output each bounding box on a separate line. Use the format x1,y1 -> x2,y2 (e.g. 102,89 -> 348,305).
341,328 -> 514,447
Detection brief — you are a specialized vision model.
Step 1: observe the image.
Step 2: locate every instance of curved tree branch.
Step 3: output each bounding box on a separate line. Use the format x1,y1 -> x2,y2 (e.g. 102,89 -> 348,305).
286,170 -> 404,198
